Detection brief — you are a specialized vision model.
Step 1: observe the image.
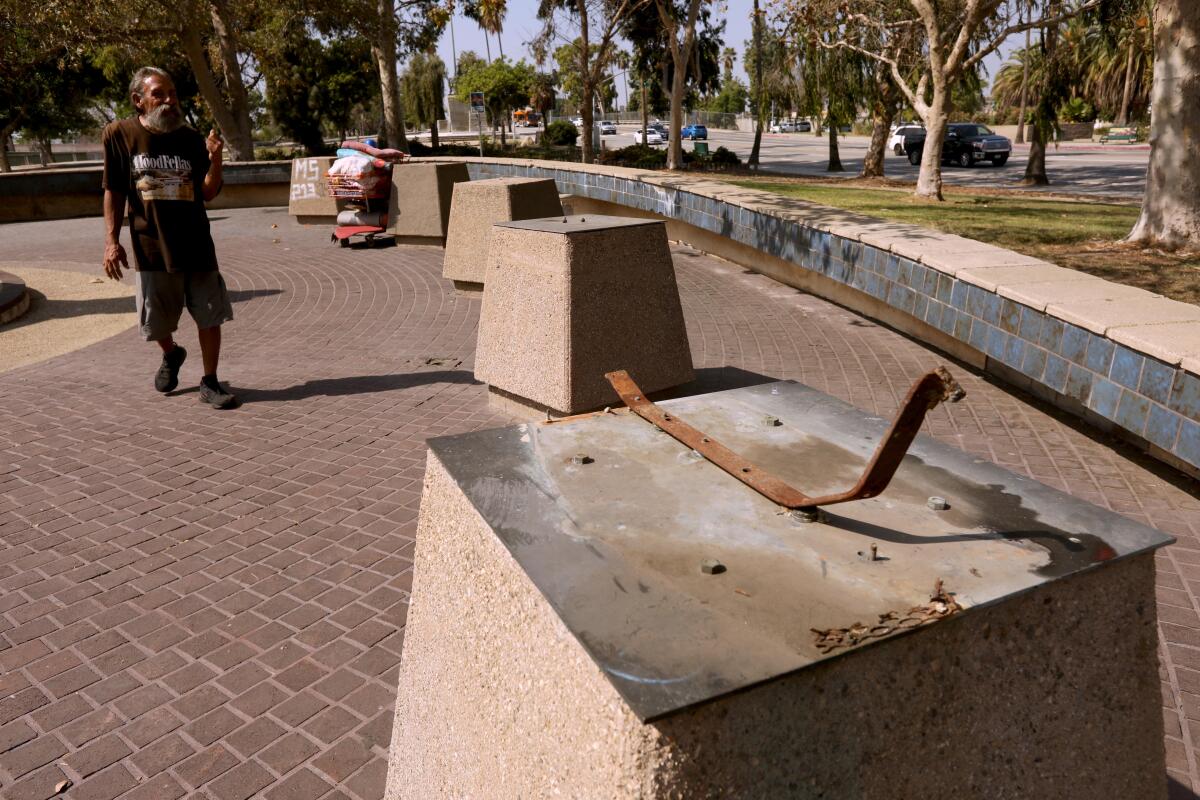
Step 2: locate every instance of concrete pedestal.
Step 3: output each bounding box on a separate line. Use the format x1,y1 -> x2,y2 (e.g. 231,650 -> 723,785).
442,177 -> 564,293
386,162 -> 470,246
288,156 -> 341,224
474,215 -> 693,415
386,381 -> 1170,800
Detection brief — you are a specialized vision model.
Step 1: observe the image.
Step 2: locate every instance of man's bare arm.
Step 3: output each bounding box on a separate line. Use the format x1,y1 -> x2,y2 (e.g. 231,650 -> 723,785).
103,189 -> 129,281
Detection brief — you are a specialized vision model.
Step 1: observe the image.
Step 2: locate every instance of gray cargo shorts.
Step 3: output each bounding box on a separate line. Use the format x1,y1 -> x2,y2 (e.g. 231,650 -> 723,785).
135,270 -> 234,342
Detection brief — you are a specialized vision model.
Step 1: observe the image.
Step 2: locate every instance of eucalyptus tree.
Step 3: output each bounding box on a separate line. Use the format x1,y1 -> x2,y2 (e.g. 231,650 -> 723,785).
653,0 -> 715,168
535,0 -> 649,163
309,0 -> 449,152
1126,0 -> 1200,251
784,0 -> 1099,199
18,0 -> 262,160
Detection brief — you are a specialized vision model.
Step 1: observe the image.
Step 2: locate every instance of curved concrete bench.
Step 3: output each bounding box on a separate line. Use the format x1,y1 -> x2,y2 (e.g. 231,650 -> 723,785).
0,271 -> 31,326
414,156 -> 1200,477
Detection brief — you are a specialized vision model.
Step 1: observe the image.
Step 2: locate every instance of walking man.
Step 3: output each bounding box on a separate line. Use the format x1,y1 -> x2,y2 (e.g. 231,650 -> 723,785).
101,66 -> 237,408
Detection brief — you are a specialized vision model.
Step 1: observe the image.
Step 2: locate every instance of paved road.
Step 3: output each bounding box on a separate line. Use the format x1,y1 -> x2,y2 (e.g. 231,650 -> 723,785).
1,210 -> 1197,798
606,126 -> 1149,200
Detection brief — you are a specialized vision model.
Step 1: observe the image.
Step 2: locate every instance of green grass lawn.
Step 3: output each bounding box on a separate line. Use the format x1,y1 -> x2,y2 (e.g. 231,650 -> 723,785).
723,178 -> 1199,305
727,180 -> 1139,249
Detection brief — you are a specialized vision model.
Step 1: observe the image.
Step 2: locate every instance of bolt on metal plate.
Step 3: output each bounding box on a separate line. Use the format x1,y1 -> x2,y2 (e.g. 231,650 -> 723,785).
700,559 -> 726,575
927,496 -> 949,511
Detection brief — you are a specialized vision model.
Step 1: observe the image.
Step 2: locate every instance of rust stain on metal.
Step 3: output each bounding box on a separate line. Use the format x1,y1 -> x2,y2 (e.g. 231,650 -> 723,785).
603,367 -> 965,511
810,580 -> 964,654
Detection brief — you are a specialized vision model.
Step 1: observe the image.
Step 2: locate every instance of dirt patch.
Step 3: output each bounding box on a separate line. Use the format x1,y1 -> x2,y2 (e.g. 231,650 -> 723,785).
1030,241 -> 1200,306
0,264 -> 136,373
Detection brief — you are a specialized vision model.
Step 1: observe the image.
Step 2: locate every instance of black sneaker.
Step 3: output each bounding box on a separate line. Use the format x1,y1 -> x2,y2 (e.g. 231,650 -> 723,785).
154,346 -> 187,392
198,381 -> 238,409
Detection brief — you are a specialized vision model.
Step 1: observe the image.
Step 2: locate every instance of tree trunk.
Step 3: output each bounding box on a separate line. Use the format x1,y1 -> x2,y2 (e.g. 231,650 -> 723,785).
659,0 -> 702,171
209,0 -> 255,160
667,69 -> 686,169
861,93 -> 895,178
1127,0 -> 1200,250
373,0 -> 408,152
827,121 -> 843,171
1023,0 -> 1060,186
1117,36 -> 1136,125
37,135 -> 52,167
577,0 -> 595,163
915,88 -> 951,199
748,0 -> 763,168
1016,23 -> 1030,143
431,122 -> 439,149
641,81 -> 649,144
179,26 -> 255,161
1023,129 -> 1049,184
0,116 -> 16,172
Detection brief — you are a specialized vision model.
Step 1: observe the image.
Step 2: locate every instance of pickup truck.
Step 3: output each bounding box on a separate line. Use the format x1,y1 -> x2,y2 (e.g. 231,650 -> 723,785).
904,123 -> 1012,167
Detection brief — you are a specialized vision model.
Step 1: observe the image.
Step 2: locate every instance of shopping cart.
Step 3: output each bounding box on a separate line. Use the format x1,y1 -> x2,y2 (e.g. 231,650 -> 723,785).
327,168 -> 393,248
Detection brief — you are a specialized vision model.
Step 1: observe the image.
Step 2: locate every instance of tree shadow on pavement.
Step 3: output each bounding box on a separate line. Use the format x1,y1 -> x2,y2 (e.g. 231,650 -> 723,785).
231,369 -> 480,403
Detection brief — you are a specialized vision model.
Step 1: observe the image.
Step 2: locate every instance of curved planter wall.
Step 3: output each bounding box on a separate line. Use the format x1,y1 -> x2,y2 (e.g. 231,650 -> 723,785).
426,156 -> 1200,477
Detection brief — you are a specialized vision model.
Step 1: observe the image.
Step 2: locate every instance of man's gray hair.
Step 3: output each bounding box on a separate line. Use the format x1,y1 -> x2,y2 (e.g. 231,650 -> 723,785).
129,67 -> 172,99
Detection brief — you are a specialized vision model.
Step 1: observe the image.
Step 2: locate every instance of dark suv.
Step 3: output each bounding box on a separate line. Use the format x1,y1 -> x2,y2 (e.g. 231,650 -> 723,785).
904,123 -> 1012,167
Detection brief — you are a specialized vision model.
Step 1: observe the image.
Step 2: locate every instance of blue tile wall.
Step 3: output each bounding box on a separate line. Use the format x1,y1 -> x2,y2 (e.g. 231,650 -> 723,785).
463,160 -> 1200,472
1109,346 -> 1145,391
1088,377 -> 1123,421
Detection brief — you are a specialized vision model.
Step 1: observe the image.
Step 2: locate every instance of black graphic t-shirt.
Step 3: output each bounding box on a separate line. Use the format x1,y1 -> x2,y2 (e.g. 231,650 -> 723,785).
102,117 -> 218,272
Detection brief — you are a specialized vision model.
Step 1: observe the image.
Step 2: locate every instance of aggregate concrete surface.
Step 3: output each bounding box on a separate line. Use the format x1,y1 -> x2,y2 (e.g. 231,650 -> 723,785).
0,264 -> 136,375
0,207 -> 1197,799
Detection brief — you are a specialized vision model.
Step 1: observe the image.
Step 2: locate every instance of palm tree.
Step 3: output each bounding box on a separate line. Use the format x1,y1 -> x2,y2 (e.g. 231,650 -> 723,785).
528,71 -> 557,120
721,46 -> 736,80
1076,11 -> 1153,123
464,0 -> 507,62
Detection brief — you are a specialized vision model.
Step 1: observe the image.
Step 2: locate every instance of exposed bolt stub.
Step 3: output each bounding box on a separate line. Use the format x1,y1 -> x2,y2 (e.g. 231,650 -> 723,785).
700,559 -> 726,575
790,507 -> 820,524
571,453 -> 593,465
763,415 -> 782,427
927,496 -> 949,511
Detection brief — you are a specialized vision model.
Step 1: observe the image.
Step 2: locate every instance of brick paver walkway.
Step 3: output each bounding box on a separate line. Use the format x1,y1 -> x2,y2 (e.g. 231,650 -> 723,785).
2,208 -> 1198,799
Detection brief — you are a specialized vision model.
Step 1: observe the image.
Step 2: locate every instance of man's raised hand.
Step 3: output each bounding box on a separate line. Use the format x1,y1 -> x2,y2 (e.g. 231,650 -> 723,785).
206,128 -> 223,159
103,242 -> 128,281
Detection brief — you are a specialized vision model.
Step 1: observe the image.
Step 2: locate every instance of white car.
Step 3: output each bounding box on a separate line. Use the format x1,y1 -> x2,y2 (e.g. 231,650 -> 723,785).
599,120 -> 617,135
631,128 -> 664,145
888,124 -> 925,155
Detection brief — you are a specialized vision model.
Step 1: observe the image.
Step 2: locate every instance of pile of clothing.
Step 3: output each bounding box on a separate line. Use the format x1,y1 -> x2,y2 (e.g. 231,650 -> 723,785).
326,139 -> 409,198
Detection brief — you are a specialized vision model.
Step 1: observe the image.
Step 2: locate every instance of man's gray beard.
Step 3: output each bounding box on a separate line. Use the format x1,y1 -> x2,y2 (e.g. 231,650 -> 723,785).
143,105 -> 183,133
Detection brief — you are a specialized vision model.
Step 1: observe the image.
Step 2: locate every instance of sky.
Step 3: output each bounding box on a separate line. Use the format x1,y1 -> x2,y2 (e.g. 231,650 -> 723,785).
429,1 -> 1015,110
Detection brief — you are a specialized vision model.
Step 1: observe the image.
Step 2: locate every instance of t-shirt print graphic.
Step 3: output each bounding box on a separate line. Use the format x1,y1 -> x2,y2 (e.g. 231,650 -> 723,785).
132,153 -> 194,202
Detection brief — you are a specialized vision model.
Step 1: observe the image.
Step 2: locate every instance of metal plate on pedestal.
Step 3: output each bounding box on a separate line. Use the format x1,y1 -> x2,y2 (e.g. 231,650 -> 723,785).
427,380 -> 1173,721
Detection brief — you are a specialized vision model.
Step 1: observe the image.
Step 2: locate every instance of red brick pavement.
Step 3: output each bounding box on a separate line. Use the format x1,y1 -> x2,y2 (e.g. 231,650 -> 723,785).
1,207 -> 1198,799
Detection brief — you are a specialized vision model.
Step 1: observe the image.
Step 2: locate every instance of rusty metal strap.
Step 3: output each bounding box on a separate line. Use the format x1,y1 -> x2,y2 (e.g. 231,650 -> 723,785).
604,368 -> 965,510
